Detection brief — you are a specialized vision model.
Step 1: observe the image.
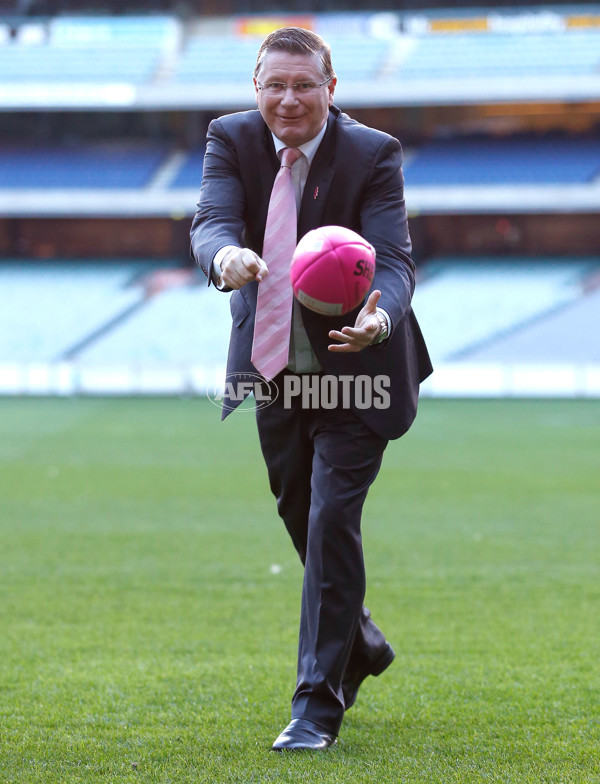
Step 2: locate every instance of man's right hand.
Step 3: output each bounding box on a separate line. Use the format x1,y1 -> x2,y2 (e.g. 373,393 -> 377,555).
220,248 -> 269,289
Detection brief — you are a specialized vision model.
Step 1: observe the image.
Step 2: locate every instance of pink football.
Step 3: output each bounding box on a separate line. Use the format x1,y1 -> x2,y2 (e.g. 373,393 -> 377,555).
290,226 -> 376,316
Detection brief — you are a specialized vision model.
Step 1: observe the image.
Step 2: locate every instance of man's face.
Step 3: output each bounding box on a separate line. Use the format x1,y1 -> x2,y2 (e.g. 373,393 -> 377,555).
254,51 -> 336,147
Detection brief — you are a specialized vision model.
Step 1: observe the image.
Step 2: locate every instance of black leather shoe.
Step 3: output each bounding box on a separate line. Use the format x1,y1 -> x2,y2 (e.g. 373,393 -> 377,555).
271,719 -> 337,751
342,642 -> 395,710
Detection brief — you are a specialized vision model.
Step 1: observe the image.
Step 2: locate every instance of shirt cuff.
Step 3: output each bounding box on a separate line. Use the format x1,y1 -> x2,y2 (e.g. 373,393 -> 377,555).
212,245 -> 239,289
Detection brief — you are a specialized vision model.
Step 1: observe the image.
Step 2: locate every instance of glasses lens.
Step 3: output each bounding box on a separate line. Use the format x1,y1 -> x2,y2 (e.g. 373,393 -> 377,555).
262,80 -> 327,96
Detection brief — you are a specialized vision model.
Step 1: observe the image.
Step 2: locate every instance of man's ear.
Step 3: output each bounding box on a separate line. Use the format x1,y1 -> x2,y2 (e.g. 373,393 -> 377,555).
327,77 -> 337,106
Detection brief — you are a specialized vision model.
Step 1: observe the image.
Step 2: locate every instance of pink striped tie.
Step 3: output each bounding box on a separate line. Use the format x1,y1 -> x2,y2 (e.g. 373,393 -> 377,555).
251,147 -> 302,381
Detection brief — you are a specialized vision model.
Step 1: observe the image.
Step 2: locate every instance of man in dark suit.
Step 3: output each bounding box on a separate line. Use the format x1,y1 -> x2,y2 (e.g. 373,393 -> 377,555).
191,26 -> 432,751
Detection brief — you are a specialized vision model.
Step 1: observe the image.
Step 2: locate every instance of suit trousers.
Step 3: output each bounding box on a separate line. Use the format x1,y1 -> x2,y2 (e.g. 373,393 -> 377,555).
256,373 -> 389,735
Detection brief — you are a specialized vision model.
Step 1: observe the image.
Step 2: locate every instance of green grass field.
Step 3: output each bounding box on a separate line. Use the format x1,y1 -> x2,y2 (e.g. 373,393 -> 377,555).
0,397 -> 598,783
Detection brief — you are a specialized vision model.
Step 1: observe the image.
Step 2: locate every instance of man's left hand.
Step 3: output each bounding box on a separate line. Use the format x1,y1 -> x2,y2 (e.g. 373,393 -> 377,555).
328,290 -> 383,353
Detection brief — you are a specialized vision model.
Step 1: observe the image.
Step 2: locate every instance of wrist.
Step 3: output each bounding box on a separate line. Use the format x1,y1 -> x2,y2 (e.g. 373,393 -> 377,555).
213,245 -> 239,288
371,310 -> 389,345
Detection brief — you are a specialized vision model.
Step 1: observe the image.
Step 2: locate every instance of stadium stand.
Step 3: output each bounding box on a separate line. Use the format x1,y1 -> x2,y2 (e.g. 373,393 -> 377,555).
0,261 -> 230,395
1,9 -> 600,107
0,4 -> 599,397
392,30 -> 600,80
313,35 -> 389,81
1,130 -> 598,217
169,132 -> 600,194
403,135 -> 600,185
173,32 -> 389,83
173,36 -> 264,83
77,280 -> 230,367
464,288 -> 600,363
1,257 -> 598,396
411,257 -> 597,364
0,15 -> 178,84
0,143 -> 169,188
1,132 -> 597,212
168,148 -> 206,190
0,261 -> 149,362
1,8 -> 598,214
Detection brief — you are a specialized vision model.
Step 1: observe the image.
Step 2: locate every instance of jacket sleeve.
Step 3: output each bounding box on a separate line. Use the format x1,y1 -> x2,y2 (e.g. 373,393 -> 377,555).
190,119 -> 246,286
359,134 -> 415,332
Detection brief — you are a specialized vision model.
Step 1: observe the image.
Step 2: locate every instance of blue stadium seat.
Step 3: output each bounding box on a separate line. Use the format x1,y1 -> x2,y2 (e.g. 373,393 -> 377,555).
79,282 -> 230,366
169,134 -> 600,191
0,262 -> 230,370
2,259 -> 596,370
393,30 -> 600,78
309,35 -> 388,81
173,36 -> 259,83
169,149 -> 205,190
0,262 -> 147,361
0,46 -> 160,82
411,257 -> 595,363
172,33 -> 389,84
404,135 -> 600,185
0,15 -> 176,84
0,144 -> 168,188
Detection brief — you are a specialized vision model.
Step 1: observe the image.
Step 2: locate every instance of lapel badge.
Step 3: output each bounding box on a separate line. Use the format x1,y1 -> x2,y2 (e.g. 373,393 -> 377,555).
314,186 -> 319,200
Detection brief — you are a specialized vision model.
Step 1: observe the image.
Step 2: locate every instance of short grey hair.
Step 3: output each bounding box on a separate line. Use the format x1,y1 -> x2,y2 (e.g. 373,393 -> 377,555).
254,26 -> 335,81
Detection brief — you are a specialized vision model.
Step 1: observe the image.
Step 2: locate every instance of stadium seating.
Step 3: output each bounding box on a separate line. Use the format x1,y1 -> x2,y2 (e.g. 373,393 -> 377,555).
1,9 -> 599,397
0,45 -> 160,83
1,134 -> 597,192
2,12 -> 599,91
0,261 -> 231,394
320,35 -> 390,81
173,32 -> 388,83
411,257 -> 595,364
464,288 -> 600,363
1,257 -> 597,370
0,15 -> 177,83
0,261 -> 229,364
0,144 -> 169,188
168,148 -> 206,190
78,282 -> 230,368
0,262 -> 149,362
392,30 -> 600,79
169,134 -> 600,192
173,36 -> 262,83
403,135 -> 600,185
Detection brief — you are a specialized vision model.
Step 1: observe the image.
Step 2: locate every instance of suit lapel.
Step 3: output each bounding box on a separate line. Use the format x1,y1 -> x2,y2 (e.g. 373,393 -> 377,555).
256,131 -> 280,244
298,111 -> 337,237
258,130 -> 279,199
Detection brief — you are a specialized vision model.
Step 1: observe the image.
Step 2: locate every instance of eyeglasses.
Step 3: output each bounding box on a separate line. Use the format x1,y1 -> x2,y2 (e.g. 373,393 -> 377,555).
256,77 -> 332,97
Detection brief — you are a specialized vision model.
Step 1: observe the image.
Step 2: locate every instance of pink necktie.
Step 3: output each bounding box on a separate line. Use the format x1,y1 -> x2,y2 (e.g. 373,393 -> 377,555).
251,147 -> 302,381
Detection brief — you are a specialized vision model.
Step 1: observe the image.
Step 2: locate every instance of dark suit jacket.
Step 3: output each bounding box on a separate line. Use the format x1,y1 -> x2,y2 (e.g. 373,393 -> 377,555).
190,105 -> 432,440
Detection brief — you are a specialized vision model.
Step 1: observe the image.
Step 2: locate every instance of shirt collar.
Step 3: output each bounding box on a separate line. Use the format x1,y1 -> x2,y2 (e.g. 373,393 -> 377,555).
272,122 -> 328,166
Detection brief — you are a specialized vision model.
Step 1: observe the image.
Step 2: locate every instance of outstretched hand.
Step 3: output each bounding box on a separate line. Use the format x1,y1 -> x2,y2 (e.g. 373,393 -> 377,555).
327,290 -> 383,353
